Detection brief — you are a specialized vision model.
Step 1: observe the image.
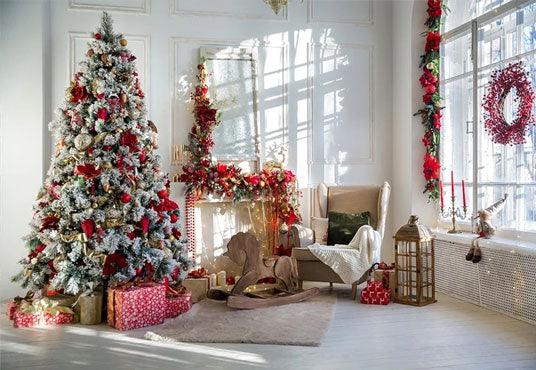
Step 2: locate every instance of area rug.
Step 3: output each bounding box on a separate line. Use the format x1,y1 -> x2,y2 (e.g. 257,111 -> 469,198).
145,293 -> 336,346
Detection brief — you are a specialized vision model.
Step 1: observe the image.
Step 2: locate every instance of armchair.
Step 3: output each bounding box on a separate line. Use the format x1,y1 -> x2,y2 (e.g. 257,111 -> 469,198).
290,182 -> 391,299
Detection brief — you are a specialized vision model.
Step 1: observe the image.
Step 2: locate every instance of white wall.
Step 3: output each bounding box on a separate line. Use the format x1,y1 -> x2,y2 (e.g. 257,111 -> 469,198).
1,0 -> 399,297
392,0 -> 436,232
0,0 -> 48,299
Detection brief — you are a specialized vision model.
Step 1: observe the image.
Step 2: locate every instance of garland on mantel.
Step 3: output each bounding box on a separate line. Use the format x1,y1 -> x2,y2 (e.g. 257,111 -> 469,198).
415,0 -> 448,201
180,63 -> 300,228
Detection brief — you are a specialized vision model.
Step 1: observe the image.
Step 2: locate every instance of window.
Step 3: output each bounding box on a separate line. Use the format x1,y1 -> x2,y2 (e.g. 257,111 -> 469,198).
441,0 -> 536,232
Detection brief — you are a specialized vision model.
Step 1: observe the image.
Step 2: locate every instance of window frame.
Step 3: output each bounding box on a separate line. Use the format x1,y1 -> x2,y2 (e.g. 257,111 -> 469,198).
440,0 -> 536,238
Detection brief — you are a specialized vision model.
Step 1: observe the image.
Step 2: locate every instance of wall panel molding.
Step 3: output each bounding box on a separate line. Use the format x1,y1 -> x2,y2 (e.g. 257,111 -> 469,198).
170,0 -> 287,21
307,0 -> 373,26
307,42 -> 375,166
170,37 -> 288,166
68,0 -> 150,14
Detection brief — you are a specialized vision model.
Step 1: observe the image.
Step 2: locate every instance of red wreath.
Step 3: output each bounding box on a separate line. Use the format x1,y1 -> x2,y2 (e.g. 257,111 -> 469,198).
482,61 -> 535,145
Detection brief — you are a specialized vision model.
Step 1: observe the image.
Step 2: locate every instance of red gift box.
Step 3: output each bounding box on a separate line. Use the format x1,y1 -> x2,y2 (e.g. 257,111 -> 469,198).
6,301 -> 17,320
165,291 -> 192,318
107,283 -> 165,331
360,280 -> 391,305
11,298 -> 74,328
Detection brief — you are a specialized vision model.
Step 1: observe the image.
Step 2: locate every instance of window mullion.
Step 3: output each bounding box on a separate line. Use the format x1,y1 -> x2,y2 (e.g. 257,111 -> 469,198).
472,19 -> 479,224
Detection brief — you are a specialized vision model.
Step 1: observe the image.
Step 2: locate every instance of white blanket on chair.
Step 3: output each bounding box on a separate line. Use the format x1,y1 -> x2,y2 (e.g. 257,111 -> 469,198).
307,225 -> 381,285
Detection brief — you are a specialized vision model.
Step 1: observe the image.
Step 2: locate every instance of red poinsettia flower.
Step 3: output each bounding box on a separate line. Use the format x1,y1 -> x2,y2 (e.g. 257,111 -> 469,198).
97,107 -> 109,121
425,32 -> 441,52
427,0 -> 442,18
81,219 -> 95,238
432,111 -> 442,129
422,132 -> 432,147
75,163 -> 101,179
120,131 -> 138,151
40,215 -> 59,231
103,252 -> 128,276
139,215 -> 150,234
284,210 -> 298,226
170,213 -> 178,223
196,105 -> 218,125
70,84 -> 88,103
423,153 -> 440,181
157,189 -> 168,199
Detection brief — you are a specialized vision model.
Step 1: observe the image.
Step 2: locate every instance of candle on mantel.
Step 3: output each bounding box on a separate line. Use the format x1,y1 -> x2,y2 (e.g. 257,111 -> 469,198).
439,181 -> 444,209
450,170 -> 455,198
462,179 -> 466,209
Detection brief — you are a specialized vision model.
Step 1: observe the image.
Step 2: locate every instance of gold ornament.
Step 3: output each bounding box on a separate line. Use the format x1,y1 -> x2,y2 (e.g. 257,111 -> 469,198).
74,133 -> 93,151
87,48 -> 94,57
120,93 -> 128,104
169,235 -> 176,242
120,38 -> 128,46
92,203 -> 98,208
103,183 -> 110,192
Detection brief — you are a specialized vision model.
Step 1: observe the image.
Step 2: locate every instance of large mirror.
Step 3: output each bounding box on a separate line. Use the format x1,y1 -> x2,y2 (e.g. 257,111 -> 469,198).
200,47 -> 260,172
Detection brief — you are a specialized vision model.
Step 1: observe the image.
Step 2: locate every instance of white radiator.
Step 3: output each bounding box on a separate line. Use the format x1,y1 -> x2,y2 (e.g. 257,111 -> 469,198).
435,237 -> 536,325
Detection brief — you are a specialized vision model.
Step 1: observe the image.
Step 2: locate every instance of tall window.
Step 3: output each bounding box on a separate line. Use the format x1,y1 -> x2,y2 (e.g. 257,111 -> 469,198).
441,0 -> 536,233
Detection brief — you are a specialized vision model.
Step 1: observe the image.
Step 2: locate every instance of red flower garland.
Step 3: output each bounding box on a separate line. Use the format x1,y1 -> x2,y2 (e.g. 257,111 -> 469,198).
482,61 -> 535,146
181,63 -> 301,231
415,0 -> 446,201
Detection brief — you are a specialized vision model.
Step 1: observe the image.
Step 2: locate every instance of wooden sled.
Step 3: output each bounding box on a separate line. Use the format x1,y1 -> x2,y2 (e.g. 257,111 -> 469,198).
227,287 -> 320,310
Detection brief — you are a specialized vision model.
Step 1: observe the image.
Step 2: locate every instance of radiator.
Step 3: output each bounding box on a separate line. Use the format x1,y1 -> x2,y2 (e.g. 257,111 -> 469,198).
435,238 -> 536,325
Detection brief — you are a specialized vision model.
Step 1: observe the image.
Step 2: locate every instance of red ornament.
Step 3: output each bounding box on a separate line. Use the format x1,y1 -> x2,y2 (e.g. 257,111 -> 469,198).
120,193 -> 132,203
482,61 -> 534,145
226,276 -> 235,285
94,32 -> 102,40
81,219 -> 95,238
170,214 -> 178,223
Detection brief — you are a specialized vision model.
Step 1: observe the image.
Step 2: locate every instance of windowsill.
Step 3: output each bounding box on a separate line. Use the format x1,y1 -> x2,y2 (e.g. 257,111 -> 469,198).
434,228 -> 536,256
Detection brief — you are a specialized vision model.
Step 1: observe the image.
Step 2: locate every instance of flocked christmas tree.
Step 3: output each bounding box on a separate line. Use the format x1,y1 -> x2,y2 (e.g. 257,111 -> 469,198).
12,13 -> 190,295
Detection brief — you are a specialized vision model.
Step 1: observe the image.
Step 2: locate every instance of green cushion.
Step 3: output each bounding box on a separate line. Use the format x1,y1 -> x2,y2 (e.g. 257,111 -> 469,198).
327,211 -> 371,245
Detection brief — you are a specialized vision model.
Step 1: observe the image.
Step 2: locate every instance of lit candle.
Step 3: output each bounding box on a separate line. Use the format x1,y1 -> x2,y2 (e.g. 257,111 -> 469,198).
217,271 -> 227,287
462,179 -> 466,209
439,181 -> 444,209
209,273 -> 217,288
450,170 -> 454,198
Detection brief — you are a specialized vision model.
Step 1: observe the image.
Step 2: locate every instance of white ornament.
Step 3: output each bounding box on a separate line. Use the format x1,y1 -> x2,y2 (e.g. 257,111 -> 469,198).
74,133 -> 93,151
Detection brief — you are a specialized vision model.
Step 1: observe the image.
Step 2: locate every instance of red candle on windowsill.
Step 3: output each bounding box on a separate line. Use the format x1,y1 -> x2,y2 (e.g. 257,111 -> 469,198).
439,181 -> 444,209
462,179 -> 466,209
450,170 -> 454,198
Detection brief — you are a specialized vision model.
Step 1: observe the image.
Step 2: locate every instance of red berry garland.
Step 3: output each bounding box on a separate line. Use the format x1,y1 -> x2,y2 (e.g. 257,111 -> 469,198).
482,61 -> 535,146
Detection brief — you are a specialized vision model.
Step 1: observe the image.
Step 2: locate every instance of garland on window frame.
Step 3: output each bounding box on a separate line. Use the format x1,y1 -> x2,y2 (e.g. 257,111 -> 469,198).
180,63 -> 301,229
415,0 -> 448,201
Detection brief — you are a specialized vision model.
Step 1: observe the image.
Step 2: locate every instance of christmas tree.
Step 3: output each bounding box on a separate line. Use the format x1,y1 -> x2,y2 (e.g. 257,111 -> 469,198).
12,13 -> 190,295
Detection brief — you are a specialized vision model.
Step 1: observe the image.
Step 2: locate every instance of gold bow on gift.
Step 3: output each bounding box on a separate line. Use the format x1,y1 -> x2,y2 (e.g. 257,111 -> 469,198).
19,298 -> 74,316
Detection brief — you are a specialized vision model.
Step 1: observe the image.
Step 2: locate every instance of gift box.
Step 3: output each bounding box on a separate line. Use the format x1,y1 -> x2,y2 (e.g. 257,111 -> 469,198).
78,290 -> 103,325
360,281 -> 391,305
165,291 -> 192,318
6,301 -> 18,320
107,283 -> 165,331
182,278 -> 209,303
373,268 -> 396,294
11,298 -> 74,328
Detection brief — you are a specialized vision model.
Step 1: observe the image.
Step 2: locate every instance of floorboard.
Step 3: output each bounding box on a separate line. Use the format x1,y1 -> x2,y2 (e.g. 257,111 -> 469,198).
1,283 -> 535,370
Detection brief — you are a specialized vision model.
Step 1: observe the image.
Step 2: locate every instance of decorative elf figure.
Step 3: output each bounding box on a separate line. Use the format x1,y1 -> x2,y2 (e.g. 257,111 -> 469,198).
12,12 -> 190,296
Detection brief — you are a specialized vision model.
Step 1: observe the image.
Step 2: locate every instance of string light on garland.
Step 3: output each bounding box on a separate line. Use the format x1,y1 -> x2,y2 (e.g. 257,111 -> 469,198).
482,61 -> 535,146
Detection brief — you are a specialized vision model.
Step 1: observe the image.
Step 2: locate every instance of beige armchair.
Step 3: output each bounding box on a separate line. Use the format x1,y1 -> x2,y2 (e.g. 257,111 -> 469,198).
290,182 -> 391,298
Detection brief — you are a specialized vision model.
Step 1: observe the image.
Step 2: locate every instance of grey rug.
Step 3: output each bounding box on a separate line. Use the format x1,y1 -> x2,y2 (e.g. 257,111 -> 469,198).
145,293 -> 336,347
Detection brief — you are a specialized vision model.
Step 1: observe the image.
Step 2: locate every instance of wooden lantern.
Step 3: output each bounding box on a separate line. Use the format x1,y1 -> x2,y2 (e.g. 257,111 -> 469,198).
394,215 -> 436,306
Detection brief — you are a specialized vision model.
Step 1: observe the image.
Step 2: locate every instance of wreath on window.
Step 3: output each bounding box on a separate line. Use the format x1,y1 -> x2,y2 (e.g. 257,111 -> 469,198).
482,61 -> 535,146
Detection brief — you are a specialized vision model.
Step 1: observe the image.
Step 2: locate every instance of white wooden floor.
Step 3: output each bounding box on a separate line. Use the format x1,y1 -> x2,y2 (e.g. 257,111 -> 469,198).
2,283 -> 536,370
